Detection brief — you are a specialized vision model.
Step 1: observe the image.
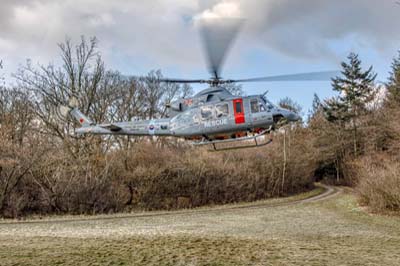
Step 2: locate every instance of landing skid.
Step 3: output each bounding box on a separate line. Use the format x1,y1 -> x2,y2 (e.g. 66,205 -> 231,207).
192,127 -> 273,151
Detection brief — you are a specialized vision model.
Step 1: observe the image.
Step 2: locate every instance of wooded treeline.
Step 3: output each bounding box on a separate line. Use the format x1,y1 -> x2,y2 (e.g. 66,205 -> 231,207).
0,37 -> 399,218
309,52 -> 400,212
0,37 -> 311,218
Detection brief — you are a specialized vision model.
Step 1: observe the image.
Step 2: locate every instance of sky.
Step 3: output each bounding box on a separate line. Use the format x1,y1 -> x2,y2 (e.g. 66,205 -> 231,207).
1,0 -> 400,114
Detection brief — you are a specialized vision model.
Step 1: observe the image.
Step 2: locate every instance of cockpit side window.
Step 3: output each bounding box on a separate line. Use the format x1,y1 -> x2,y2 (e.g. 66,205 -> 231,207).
250,99 -> 260,113
262,97 -> 275,110
201,105 -> 214,120
259,102 -> 266,112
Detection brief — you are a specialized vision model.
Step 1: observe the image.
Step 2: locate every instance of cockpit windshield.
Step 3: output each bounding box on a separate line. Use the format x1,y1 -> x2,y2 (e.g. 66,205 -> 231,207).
261,96 -> 275,110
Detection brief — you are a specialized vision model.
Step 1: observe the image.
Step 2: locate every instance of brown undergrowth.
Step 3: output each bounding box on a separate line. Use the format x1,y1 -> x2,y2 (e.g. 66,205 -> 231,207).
350,155 -> 400,213
0,126 -> 317,218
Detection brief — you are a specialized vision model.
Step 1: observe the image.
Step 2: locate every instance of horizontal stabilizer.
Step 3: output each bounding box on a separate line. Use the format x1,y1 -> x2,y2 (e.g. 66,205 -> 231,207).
100,124 -> 122,132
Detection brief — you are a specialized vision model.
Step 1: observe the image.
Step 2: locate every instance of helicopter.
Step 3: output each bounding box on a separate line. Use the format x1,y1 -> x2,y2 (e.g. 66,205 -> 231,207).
63,18 -> 338,150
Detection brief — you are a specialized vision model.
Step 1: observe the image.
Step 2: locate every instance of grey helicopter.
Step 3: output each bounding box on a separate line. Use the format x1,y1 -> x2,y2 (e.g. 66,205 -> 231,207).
63,18 -> 338,150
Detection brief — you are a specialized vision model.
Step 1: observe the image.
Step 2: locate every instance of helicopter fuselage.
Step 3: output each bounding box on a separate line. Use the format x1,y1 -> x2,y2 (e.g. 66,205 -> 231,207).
73,93 -> 300,140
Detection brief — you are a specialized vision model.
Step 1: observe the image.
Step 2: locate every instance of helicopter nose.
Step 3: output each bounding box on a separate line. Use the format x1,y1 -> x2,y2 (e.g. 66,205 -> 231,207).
281,109 -> 301,122
287,112 -> 301,122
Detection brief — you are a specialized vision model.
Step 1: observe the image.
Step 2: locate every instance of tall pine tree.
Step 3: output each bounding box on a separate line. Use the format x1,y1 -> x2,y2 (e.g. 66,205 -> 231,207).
307,93 -> 322,122
324,53 -> 377,155
387,51 -> 400,105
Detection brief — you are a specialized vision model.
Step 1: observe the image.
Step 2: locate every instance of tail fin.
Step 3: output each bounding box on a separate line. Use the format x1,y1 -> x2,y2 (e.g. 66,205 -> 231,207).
70,108 -> 94,127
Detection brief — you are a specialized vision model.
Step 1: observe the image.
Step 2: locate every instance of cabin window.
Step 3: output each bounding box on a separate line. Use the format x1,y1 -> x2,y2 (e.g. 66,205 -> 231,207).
250,99 -> 260,113
215,103 -> 229,118
201,105 -> 214,120
235,102 -> 242,113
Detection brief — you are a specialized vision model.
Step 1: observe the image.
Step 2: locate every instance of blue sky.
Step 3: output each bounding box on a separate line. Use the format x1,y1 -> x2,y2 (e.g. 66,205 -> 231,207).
1,0 -> 400,114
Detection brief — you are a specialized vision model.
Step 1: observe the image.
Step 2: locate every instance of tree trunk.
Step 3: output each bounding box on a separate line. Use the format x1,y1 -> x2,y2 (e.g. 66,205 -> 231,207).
352,118 -> 358,156
282,129 -> 287,193
335,158 -> 340,183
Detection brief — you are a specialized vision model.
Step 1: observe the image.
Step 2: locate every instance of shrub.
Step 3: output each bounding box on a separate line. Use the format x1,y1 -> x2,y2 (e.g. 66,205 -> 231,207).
350,155 -> 400,212
0,126 -> 318,217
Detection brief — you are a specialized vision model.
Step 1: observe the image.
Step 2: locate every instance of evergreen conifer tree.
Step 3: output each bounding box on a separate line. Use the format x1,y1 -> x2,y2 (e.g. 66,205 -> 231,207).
324,53 -> 377,155
307,93 -> 322,121
387,51 -> 400,104
311,93 -> 321,113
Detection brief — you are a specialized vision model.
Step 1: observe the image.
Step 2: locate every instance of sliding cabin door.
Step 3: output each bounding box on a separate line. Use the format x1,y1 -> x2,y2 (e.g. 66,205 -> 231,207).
233,98 -> 245,124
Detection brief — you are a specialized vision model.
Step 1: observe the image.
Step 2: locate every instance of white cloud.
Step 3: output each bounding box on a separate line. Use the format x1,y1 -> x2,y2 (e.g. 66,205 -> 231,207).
0,0 -> 399,82
195,0 -> 241,20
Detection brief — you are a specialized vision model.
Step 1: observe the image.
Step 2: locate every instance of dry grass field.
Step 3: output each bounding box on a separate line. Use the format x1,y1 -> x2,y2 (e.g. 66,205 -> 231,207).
0,186 -> 400,266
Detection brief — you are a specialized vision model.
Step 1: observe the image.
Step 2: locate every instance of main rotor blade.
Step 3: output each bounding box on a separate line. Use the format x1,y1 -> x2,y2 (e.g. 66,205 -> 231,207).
159,78 -> 206,84
126,76 -> 206,84
200,18 -> 244,80
232,71 -> 340,83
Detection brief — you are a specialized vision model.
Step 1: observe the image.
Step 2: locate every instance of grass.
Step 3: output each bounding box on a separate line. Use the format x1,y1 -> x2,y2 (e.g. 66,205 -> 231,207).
0,185 -> 324,224
1,188 -> 400,265
1,233 -> 400,266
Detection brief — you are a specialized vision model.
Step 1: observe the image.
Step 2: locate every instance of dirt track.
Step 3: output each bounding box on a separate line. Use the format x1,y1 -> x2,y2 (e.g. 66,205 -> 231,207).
1,184 -> 400,265
0,183 -> 337,226
0,185 -> 339,239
